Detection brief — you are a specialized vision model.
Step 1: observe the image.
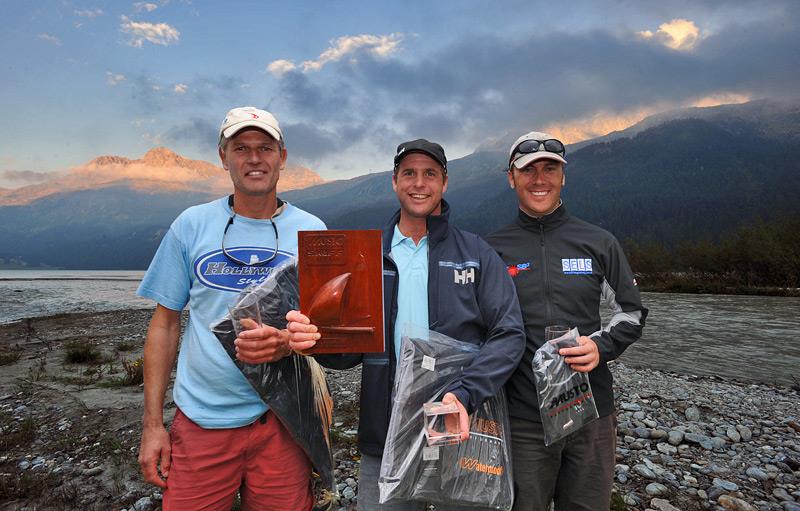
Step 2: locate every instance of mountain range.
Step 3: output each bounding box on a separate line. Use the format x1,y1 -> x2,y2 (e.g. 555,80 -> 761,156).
1,99 -> 798,269
0,147 -> 324,206
285,99 -> 800,242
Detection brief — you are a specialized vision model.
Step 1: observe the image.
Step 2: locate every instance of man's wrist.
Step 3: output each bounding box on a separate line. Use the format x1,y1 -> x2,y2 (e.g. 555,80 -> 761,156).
142,414 -> 165,429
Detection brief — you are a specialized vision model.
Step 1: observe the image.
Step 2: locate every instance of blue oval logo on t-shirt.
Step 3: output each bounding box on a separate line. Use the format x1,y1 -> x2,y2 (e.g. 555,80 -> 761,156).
194,247 -> 294,292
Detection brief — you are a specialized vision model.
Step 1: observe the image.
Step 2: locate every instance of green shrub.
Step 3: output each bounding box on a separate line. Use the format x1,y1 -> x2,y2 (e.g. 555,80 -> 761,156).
115,339 -> 136,352
64,340 -> 101,364
0,349 -> 21,366
0,413 -> 36,450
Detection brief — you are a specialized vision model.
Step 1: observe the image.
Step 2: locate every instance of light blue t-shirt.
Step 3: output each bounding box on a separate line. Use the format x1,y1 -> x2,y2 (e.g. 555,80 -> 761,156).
390,225 -> 429,360
137,197 -> 325,428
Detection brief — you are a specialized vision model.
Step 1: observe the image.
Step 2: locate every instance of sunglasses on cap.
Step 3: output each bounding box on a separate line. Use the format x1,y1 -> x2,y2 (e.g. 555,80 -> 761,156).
509,139 -> 566,166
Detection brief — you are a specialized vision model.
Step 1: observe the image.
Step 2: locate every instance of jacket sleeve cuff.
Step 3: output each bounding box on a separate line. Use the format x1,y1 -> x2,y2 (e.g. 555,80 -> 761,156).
590,333 -> 613,364
445,386 -> 473,416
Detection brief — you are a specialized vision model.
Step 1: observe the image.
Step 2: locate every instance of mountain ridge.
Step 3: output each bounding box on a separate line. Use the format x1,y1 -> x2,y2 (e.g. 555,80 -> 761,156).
0,147 -> 324,206
1,99 -> 798,269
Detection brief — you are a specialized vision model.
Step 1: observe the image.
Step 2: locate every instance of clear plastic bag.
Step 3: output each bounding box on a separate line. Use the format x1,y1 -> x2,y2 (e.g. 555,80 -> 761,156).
532,327 -> 599,446
379,325 -> 514,510
210,259 -> 335,502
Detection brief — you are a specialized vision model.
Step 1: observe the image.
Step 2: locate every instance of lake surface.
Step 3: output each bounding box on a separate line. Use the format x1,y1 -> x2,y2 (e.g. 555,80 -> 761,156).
1,271 -> 798,385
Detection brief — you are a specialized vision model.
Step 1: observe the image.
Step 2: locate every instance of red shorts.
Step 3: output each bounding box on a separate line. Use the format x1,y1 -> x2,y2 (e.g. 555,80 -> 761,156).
163,409 -> 313,511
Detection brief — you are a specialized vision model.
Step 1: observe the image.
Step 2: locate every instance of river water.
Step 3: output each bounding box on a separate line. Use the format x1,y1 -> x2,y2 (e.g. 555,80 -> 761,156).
1,271 -> 798,385
0,270 -> 151,323
618,292 -> 800,386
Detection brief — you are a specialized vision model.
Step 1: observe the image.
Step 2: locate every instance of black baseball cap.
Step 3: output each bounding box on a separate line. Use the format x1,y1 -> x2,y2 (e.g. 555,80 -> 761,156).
393,139 -> 447,173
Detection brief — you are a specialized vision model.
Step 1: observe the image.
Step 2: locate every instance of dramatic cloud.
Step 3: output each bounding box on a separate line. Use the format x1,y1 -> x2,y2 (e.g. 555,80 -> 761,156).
74,9 -> 103,18
120,16 -> 180,48
106,72 -> 127,86
134,2 -> 158,12
692,92 -> 751,108
542,93 -> 751,143
1,170 -> 53,184
38,33 -> 62,46
267,33 -> 404,76
163,117 -> 219,150
281,123 -> 344,160
127,74 -> 246,115
638,18 -> 702,51
266,7 -> 800,164
303,33 -> 404,71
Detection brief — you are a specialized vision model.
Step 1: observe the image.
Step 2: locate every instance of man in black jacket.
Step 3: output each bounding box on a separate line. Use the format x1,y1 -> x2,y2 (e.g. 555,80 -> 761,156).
487,131 -> 647,511
287,139 -> 525,510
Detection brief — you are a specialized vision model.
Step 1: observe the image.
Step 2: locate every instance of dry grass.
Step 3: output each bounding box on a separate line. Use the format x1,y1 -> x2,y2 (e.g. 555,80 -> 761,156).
121,357 -> 144,386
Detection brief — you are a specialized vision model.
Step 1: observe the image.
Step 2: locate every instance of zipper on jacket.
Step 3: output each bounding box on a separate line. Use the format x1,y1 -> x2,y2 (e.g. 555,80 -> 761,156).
540,223 -> 553,326
383,252 -> 399,386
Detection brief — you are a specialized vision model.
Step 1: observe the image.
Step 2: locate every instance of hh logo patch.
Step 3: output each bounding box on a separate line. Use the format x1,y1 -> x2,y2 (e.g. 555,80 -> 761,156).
562,258 -> 592,275
454,268 -> 475,284
507,262 -> 531,277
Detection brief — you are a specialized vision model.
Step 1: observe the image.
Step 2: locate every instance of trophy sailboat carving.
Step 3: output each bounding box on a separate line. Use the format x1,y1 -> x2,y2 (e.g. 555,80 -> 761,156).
307,266 -> 375,335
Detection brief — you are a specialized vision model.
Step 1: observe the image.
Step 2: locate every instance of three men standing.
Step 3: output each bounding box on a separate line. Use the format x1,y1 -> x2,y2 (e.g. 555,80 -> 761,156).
138,109 -> 645,511
488,131 -> 647,510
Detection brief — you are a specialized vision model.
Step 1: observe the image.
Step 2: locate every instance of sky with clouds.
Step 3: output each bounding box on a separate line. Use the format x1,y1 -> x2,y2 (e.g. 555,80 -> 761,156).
1,0 -> 799,187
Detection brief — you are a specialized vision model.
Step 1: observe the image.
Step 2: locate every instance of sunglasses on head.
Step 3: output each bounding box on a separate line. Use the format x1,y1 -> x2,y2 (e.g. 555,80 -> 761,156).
509,139 -> 566,166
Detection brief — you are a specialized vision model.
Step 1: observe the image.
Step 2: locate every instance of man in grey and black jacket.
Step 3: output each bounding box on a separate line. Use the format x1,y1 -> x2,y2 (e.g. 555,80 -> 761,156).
487,131 -> 648,511
288,139 -> 525,510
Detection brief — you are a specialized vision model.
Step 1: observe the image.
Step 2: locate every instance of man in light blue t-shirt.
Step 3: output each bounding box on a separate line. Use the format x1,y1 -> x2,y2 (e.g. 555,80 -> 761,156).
137,106 -> 325,510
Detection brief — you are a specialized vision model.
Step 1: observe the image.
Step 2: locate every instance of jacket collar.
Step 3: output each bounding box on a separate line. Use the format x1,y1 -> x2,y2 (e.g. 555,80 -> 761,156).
383,199 -> 451,253
515,202 -> 570,232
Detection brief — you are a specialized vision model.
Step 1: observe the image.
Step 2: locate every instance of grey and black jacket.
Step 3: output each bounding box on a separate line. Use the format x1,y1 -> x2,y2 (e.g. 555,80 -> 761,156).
317,200 -> 525,457
487,205 -> 647,421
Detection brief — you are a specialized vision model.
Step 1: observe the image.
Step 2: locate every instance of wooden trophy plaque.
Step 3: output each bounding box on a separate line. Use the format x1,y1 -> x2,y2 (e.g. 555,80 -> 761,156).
298,230 -> 385,354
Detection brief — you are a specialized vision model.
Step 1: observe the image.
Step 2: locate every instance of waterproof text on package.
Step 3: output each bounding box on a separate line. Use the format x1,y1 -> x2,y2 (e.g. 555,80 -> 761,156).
532,327 -> 599,446
379,325 -> 514,510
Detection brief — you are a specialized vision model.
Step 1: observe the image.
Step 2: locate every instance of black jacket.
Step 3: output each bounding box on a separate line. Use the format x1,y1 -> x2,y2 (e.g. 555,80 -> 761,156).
487,205 -> 647,421
318,200 -> 525,456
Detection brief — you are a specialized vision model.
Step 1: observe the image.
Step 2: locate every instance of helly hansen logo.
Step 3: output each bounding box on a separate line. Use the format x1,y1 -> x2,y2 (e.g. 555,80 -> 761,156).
454,268 -> 475,284
562,258 -> 592,275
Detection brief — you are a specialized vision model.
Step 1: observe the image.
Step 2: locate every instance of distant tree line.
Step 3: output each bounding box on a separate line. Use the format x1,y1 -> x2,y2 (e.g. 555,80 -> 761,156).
624,217 -> 800,295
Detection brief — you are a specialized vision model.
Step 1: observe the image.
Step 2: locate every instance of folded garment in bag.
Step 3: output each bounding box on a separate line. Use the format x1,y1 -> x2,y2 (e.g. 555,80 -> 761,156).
379,326 -> 513,510
532,327 -> 599,446
211,260 -> 335,501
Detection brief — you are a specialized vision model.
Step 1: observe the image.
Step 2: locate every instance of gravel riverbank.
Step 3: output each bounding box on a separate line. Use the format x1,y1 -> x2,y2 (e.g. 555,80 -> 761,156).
0,310 -> 797,511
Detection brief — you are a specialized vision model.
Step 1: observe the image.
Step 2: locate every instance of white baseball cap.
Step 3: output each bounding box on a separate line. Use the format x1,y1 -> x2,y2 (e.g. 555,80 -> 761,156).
508,131 -> 567,169
219,106 -> 283,142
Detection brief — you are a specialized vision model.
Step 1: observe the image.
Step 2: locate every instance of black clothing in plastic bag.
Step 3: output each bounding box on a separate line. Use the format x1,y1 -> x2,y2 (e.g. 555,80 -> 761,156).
379,327 -> 514,510
532,327 -> 599,446
210,260 -> 334,496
